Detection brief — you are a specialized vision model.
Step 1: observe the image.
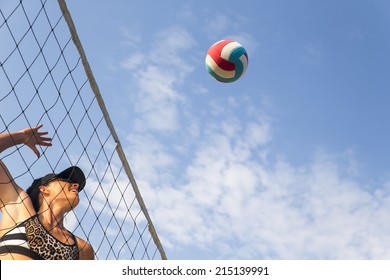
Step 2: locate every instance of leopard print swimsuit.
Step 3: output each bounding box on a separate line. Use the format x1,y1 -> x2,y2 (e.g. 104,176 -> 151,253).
0,215 -> 79,260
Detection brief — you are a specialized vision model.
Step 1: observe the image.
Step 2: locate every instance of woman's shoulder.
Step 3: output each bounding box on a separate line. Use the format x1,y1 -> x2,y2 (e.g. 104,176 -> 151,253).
75,235 -> 95,260
0,161 -> 36,215
0,190 -> 36,236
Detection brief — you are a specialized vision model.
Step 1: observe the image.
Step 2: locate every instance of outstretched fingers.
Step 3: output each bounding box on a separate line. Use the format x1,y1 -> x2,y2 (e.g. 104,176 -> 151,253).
36,131 -> 52,146
27,125 -> 53,157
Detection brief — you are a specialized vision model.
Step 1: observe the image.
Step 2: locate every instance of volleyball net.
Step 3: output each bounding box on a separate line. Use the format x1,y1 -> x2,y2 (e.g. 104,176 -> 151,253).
0,0 -> 166,260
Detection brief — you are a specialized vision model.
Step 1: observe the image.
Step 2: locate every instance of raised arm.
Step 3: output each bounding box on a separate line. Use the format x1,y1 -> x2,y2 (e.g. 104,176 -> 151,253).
0,124 -> 52,157
0,125 -> 52,223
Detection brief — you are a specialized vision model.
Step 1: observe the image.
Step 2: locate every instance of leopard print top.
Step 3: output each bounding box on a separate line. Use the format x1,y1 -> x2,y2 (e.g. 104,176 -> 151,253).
25,215 -> 79,260
0,215 -> 79,260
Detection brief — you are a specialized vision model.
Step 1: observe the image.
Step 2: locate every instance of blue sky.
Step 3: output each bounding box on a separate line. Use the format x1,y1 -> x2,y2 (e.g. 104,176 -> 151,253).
2,0 -> 390,260
67,0 -> 390,176
68,0 -> 390,259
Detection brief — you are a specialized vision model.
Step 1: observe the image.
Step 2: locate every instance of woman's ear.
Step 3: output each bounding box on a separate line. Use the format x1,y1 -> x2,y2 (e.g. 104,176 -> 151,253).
39,185 -> 50,196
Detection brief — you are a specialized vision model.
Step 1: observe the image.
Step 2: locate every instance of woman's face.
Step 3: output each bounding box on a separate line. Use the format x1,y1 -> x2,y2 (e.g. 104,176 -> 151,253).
45,178 -> 80,210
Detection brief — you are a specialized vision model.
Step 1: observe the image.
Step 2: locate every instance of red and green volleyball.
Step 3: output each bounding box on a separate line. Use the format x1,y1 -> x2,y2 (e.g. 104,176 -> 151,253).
205,40 -> 248,83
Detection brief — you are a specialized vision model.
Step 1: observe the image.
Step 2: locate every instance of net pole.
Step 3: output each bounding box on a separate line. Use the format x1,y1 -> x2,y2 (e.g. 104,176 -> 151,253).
57,0 -> 167,260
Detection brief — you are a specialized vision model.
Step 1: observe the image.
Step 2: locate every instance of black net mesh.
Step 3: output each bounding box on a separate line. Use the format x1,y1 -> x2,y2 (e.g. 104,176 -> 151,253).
0,0 -> 164,260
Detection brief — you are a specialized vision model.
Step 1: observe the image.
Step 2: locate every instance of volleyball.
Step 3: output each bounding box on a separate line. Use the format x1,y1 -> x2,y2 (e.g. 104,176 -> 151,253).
205,39 -> 248,83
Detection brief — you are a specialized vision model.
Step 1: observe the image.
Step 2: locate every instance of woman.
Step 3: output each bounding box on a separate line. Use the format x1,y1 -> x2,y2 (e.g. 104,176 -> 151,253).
0,124 -> 94,260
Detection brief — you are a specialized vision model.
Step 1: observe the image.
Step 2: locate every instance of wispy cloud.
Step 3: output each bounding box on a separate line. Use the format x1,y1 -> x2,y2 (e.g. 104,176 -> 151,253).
119,26 -> 195,133
115,17 -> 390,260
144,118 -> 390,259
120,53 -> 144,70
205,14 -> 232,37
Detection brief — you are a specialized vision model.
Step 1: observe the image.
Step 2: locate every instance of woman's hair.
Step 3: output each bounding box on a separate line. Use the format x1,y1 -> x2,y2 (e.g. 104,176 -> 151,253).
26,179 -> 42,212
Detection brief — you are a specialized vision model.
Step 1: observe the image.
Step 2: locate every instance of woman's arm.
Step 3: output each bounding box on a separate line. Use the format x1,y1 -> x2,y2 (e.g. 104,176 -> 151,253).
76,237 -> 95,260
0,124 -> 52,157
0,125 -> 52,220
0,130 -> 25,153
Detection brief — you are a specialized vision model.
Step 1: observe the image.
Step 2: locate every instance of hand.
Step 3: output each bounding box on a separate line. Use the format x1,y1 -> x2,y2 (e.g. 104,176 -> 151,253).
21,124 -> 52,158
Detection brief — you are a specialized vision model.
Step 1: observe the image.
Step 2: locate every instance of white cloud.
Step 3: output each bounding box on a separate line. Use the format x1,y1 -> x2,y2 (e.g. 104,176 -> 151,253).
115,22 -> 390,261
154,26 -> 196,53
140,115 -> 390,259
120,53 -> 144,70
119,26 -> 196,134
126,133 -> 177,186
204,14 -> 232,37
119,26 -> 142,47
133,65 -> 181,132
